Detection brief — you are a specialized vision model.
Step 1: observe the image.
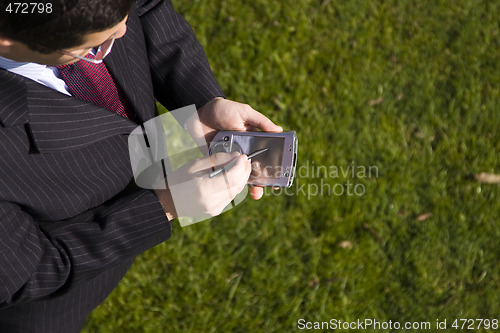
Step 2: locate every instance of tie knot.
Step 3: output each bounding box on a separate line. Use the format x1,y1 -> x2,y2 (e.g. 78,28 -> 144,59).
54,54 -> 133,119
55,51 -> 96,68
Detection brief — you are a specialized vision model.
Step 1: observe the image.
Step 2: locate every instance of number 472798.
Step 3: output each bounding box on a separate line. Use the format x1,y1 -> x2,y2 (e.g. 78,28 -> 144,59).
452,319 -> 498,330
5,3 -> 53,14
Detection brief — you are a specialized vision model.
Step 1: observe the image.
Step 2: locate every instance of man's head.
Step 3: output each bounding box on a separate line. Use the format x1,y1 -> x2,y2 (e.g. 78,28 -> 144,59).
0,0 -> 133,65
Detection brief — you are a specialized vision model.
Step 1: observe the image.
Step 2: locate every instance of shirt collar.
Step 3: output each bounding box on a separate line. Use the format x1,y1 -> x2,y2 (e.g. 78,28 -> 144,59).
0,56 -> 47,80
0,56 -> 72,96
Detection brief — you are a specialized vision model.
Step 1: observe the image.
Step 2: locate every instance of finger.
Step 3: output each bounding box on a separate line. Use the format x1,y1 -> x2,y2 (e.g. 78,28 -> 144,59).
210,151 -> 241,169
244,125 -> 260,132
225,155 -> 252,194
206,155 -> 250,191
251,161 -> 263,177
242,107 -> 283,133
250,185 -> 264,200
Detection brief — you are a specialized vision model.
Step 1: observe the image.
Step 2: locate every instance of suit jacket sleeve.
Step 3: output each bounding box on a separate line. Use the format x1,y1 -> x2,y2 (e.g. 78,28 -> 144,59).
0,189 -> 170,308
135,0 -> 225,110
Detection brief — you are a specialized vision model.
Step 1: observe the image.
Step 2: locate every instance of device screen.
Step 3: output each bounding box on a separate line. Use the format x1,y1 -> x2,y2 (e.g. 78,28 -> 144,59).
233,135 -> 284,179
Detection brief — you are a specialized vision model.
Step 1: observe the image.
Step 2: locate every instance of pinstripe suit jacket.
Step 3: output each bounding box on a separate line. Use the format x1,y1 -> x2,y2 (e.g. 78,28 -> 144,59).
0,0 -> 223,330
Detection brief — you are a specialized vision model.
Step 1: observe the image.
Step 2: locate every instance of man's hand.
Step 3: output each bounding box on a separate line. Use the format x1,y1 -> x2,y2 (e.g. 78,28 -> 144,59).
196,97 -> 283,141
187,98 -> 283,200
154,152 -> 251,220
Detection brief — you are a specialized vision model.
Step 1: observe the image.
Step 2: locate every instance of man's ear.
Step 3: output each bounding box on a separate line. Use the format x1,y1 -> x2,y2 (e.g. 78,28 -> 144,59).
0,36 -> 14,54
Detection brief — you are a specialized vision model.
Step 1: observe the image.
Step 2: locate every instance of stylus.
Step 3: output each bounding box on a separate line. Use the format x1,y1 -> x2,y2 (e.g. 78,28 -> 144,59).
208,148 -> 269,178
247,147 -> 269,159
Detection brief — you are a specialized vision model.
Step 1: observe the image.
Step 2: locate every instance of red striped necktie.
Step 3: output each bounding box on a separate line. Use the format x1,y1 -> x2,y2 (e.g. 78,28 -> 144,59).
56,54 -> 132,119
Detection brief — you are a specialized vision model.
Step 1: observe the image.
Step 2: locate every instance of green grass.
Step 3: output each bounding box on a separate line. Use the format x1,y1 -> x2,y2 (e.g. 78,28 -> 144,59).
83,0 -> 500,332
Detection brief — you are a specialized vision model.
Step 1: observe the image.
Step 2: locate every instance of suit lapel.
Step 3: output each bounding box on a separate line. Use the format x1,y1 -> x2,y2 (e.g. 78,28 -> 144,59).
104,32 -> 154,124
26,79 -> 137,153
0,70 -> 28,127
0,68 -> 137,153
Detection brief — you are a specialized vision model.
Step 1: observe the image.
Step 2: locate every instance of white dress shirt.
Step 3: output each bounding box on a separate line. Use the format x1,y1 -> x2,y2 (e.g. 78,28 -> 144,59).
0,56 -> 71,96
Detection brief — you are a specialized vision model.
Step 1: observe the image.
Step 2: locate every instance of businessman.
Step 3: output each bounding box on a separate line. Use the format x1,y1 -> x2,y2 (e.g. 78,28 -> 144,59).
0,0 -> 281,331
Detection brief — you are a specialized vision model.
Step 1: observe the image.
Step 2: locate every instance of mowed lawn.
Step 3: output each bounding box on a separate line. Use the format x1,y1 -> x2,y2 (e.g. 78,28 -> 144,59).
83,0 -> 500,332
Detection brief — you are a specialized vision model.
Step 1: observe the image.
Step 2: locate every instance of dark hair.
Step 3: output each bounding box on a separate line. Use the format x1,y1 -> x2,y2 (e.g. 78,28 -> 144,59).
0,0 -> 134,53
